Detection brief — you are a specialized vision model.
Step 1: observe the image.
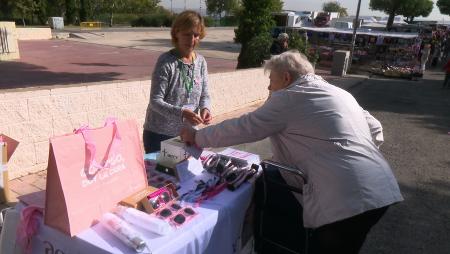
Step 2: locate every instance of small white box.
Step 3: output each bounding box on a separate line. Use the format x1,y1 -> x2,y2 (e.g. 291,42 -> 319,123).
157,137 -> 189,168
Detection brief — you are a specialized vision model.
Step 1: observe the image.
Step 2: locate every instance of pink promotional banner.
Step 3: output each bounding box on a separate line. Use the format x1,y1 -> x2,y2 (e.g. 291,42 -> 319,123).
44,119 -> 147,236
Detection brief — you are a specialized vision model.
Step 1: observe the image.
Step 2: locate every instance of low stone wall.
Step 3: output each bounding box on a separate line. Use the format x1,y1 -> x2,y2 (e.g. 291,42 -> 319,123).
0,68 -> 269,179
17,27 -> 52,40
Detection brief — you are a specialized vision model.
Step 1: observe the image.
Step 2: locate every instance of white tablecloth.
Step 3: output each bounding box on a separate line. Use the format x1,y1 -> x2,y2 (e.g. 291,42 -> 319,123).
6,173 -> 254,254
1,148 -> 260,254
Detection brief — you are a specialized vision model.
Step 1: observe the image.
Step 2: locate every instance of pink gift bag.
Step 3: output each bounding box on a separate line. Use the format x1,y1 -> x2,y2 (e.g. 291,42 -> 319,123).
44,118 -> 147,236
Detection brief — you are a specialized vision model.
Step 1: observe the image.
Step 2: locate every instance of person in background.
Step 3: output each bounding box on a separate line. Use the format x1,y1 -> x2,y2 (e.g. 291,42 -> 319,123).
421,44 -> 431,72
442,58 -> 450,89
143,10 -> 212,153
270,32 -> 289,55
181,50 -> 403,254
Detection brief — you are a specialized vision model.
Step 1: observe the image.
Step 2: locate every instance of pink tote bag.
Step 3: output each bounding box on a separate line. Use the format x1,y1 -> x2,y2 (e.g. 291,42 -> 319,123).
44,118 -> 147,236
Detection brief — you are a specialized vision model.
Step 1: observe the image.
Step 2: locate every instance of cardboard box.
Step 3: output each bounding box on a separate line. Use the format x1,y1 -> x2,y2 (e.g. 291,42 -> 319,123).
0,134 -> 19,203
119,186 -> 158,211
157,137 -> 189,169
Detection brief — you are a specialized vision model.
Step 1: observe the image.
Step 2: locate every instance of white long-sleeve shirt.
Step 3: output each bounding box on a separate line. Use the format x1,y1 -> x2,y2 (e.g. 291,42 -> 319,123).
195,74 -> 403,228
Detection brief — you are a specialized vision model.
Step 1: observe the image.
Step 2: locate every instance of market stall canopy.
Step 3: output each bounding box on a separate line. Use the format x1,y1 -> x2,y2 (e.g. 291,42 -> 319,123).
377,16 -> 408,25
361,22 -> 387,28
301,27 -> 418,39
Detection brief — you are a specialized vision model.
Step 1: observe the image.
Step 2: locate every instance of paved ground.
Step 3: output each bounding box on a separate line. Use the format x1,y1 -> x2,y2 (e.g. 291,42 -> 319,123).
0,27 -> 242,89
0,39 -> 237,89
353,70 -> 450,254
63,27 -> 241,60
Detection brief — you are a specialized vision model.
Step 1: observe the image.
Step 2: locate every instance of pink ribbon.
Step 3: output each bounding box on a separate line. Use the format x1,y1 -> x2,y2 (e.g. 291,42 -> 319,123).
16,205 -> 44,254
74,117 -> 121,176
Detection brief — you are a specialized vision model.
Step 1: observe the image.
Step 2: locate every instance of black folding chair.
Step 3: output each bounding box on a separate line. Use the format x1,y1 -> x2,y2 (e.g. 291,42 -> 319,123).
254,160 -> 310,254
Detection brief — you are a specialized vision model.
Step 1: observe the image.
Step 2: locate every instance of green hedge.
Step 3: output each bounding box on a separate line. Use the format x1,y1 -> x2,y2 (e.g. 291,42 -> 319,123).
131,13 -> 174,27
96,13 -> 141,25
204,16 -> 238,27
204,16 -> 214,27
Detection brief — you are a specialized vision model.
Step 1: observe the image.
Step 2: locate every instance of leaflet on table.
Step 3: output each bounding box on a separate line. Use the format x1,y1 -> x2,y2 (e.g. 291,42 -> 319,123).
175,157 -> 204,183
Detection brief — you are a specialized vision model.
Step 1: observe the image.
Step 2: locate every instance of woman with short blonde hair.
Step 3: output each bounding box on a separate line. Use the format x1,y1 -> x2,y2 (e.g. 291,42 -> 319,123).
143,10 -> 212,153
170,11 -> 206,46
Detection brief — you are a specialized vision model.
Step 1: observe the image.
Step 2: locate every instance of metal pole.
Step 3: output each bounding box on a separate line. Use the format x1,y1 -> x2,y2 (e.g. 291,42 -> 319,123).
349,0 -> 362,69
171,0 -> 173,13
185,0 -> 187,10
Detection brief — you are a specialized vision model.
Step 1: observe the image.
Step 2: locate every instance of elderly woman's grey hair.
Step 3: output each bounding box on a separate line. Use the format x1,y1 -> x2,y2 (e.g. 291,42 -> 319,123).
264,50 -> 315,80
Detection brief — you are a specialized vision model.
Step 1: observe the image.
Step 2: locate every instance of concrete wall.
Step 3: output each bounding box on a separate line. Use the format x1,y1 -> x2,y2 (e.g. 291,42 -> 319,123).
17,27 -> 52,40
0,68 -> 269,179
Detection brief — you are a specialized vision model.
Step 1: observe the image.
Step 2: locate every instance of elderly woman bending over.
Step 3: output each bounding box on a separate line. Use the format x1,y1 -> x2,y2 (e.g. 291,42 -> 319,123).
143,10 -> 212,153
181,50 -> 403,253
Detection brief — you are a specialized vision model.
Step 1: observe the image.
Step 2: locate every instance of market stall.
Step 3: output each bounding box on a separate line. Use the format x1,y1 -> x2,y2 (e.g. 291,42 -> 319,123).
0,121 -> 262,254
296,27 -> 422,78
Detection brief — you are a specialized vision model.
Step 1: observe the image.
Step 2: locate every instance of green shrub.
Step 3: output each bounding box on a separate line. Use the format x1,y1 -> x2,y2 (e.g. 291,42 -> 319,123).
288,32 -> 319,65
221,16 -> 239,26
131,12 -> 174,27
235,0 -> 281,69
108,13 -> 140,25
237,33 -> 273,68
203,16 -> 215,27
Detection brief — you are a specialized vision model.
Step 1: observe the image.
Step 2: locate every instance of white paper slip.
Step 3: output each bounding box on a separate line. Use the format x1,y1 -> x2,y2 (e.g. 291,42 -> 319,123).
185,145 -> 203,160
175,157 -> 205,183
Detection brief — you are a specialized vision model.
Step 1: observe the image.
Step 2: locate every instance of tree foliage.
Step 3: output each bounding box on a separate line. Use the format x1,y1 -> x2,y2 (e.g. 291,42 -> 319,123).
437,0 -> 450,16
64,0 -> 77,24
322,1 -> 348,17
402,0 -> 433,23
370,0 -> 434,30
206,0 -> 240,16
235,0 -> 282,69
15,0 -> 38,26
0,0 -> 161,25
0,0 -> 16,20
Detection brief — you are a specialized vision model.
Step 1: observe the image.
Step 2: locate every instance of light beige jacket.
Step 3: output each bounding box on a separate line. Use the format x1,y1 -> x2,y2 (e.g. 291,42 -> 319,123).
196,74 -> 403,228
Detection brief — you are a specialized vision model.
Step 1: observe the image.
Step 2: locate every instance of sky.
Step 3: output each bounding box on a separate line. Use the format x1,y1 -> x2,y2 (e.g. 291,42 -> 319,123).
160,0 -> 450,21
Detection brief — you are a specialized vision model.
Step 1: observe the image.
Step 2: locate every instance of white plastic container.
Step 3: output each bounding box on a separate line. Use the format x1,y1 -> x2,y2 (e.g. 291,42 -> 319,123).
114,206 -> 174,235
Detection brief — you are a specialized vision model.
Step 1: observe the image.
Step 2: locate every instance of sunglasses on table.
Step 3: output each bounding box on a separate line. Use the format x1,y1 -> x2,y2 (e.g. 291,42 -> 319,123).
147,187 -> 173,210
156,207 -> 197,226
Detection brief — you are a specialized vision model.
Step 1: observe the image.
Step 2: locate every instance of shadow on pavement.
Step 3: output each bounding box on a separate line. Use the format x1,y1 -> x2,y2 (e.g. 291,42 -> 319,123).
351,77 -> 450,133
0,62 -> 122,89
362,180 -> 450,254
352,74 -> 450,254
70,62 -> 127,67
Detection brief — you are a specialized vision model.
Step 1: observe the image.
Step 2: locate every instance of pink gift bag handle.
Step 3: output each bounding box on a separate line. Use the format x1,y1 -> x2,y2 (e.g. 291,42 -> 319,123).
74,117 -> 121,177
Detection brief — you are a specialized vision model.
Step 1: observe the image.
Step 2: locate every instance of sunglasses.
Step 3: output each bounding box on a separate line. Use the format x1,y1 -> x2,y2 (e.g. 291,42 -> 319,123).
156,206 -> 197,226
203,154 -> 249,175
171,207 -> 197,226
148,188 -> 173,210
